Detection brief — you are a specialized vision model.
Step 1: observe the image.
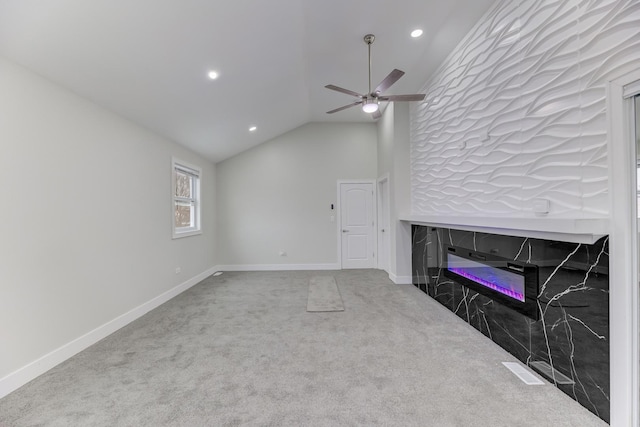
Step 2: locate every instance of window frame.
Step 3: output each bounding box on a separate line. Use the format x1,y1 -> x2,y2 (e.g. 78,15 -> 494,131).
172,157 -> 202,239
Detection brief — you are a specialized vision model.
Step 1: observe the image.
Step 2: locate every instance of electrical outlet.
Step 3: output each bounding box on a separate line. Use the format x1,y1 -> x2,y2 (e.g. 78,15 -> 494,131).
279,251 -> 287,257
175,267 -> 181,274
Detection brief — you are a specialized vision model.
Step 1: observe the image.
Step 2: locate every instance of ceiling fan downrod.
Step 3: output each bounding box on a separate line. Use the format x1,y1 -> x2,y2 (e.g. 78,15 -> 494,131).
364,34 -> 375,96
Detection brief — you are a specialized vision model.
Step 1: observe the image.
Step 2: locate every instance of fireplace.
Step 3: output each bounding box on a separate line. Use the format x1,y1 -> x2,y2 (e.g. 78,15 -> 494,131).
411,225 -> 609,422
443,245 -> 539,319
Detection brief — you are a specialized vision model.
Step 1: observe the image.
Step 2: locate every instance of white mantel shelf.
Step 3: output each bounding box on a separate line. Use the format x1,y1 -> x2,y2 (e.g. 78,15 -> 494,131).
399,215 -> 610,245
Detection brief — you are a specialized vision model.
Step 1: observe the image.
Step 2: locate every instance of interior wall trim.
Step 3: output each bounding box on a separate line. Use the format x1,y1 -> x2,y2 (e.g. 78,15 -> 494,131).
219,263 -> 340,272
389,273 -> 412,285
0,265 -> 221,400
607,68 -> 640,427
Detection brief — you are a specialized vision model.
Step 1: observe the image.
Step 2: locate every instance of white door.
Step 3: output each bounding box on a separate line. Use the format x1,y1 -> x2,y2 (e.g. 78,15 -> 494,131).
377,178 -> 390,272
340,182 -> 375,269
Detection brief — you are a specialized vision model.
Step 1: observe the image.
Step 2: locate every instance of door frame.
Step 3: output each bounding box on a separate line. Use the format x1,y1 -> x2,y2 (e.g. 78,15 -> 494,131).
336,179 -> 377,269
607,69 -> 640,426
377,174 -> 390,272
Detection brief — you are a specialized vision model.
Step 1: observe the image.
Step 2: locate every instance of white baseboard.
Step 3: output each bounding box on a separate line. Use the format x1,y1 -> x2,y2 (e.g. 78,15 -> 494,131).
0,265 -> 220,400
389,272 -> 413,285
219,263 -> 340,271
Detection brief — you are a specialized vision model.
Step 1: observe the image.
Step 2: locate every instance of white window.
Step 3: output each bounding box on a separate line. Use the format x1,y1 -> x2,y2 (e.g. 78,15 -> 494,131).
172,158 -> 201,238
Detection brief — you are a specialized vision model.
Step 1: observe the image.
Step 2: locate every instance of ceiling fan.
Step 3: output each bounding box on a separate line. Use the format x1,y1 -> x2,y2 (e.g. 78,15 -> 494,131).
325,34 -> 426,120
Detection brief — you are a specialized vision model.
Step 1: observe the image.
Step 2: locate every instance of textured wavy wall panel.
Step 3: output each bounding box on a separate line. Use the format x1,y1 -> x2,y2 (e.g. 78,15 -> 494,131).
411,0 -> 640,218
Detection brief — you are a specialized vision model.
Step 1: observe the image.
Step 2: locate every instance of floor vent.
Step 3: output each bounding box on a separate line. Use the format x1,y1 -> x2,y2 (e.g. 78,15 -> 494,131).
529,361 -> 575,385
502,362 -> 544,385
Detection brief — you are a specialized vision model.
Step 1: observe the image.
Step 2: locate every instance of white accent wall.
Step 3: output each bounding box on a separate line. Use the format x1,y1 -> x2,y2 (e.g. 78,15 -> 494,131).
0,56 -> 216,383
411,0 -> 640,218
216,122 -> 377,268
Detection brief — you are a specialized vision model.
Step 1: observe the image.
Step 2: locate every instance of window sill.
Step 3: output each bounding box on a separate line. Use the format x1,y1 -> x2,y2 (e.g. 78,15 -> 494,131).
172,229 -> 202,239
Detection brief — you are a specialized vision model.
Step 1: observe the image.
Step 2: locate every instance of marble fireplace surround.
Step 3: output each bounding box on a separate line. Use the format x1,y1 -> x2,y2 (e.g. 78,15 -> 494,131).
407,217 -> 610,423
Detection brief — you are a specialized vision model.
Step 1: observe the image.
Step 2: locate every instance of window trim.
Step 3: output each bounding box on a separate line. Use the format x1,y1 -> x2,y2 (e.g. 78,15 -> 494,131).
172,157 -> 202,239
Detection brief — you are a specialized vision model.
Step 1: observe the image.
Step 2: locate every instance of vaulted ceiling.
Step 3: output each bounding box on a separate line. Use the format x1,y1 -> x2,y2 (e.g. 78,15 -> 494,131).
0,0 -> 494,163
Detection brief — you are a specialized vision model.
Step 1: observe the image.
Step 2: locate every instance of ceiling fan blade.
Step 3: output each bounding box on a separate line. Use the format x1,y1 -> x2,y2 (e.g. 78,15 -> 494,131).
372,109 -> 382,120
326,101 -> 362,114
325,84 -> 363,98
374,69 -> 405,94
378,94 -> 426,102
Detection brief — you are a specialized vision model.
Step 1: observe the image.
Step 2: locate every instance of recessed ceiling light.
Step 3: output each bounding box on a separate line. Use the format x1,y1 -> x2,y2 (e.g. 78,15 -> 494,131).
207,70 -> 219,80
249,126 -> 257,132
411,29 -> 423,38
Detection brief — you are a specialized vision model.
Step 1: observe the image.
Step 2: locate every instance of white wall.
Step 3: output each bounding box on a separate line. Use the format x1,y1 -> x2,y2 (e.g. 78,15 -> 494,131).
216,122 -> 377,268
0,56 -> 217,385
411,0 -> 640,218
377,103 -> 412,283
377,104 -> 394,177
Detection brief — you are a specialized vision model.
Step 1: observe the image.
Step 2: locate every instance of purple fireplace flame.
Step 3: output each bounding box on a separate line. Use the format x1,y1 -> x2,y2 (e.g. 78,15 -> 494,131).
447,253 -> 525,302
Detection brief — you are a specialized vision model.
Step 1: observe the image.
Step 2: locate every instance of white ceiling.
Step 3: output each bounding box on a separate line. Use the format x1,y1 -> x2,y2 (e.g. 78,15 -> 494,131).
0,0 -> 494,163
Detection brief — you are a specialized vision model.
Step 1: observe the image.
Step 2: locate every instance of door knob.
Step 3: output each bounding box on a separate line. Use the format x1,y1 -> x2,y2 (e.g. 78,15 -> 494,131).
381,229 -> 385,232
342,229 -> 349,233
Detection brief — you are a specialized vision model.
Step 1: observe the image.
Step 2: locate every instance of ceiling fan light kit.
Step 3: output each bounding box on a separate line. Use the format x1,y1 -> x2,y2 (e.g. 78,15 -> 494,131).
362,97 -> 379,113
325,34 -> 426,119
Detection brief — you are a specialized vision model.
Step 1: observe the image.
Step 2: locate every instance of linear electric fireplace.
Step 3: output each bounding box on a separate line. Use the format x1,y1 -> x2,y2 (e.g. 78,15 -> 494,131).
443,245 -> 539,319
